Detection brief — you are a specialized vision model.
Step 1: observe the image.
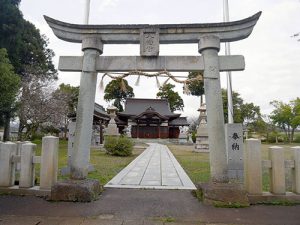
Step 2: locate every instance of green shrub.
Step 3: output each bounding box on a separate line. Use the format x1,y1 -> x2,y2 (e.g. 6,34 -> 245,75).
104,135 -> 133,156
266,132 -> 287,143
294,134 -> 300,143
191,131 -> 196,143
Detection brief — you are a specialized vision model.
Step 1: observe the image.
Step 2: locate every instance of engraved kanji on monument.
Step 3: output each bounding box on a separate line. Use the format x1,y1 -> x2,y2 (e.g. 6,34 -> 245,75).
225,123 -> 244,182
140,29 -> 159,56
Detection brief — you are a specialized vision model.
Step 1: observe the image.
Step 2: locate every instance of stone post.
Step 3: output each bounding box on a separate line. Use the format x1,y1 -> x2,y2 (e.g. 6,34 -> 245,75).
40,136 -> 59,190
225,123 -> 244,182
71,37 -> 103,179
291,146 -> 300,194
67,118 -> 76,168
0,142 -> 17,187
244,139 -> 262,194
269,146 -> 285,195
16,141 -> 23,171
198,36 -> 228,183
20,143 -> 36,188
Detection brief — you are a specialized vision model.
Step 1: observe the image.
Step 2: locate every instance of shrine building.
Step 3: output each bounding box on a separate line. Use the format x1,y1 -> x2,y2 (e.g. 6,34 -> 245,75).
116,98 -> 189,139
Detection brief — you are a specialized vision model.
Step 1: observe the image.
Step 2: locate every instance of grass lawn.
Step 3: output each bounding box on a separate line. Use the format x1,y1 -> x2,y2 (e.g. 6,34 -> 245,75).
169,143 -> 299,191
31,139 -> 299,190
168,145 -> 210,184
32,139 -> 144,185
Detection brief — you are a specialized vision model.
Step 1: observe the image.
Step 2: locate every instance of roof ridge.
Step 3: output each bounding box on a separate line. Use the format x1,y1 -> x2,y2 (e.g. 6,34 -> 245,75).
126,98 -> 168,102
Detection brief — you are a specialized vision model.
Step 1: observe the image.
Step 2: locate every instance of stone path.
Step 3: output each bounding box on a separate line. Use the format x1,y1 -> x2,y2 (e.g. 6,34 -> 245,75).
105,143 -> 196,190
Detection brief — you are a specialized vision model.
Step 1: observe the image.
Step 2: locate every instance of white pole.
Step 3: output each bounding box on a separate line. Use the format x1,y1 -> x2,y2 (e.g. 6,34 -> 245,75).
223,0 -> 234,124
84,0 -> 91,24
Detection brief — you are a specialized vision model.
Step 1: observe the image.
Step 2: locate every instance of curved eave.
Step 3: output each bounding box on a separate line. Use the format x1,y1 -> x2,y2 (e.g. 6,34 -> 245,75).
133,111 -> 169,120
44,12 -> 261,44
169,123 -> 190,127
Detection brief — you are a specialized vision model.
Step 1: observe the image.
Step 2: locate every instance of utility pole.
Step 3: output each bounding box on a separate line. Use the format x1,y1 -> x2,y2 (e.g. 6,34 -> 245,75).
84,0 -> 91,24
223,0 -> 234,124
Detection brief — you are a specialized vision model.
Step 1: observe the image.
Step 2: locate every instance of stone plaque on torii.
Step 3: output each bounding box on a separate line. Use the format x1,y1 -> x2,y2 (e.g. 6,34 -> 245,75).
45,12 -> 261,186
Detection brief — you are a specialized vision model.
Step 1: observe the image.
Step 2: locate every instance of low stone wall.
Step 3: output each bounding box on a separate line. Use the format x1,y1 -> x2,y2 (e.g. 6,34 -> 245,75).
0,136 -> 58,197
244,139 -> 300,203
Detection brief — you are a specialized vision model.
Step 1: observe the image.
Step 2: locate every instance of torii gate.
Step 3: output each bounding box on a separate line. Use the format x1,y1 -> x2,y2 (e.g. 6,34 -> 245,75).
45,12 -> 261,183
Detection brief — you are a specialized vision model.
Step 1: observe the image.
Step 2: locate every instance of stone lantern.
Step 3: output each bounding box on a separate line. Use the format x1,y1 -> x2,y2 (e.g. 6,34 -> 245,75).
195,104 -> 209,152
105,106 -> 119,136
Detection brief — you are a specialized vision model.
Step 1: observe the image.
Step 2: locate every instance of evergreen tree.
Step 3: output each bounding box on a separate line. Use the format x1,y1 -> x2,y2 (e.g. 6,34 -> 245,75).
104,78 -> 134,112
187,71 -> 204,103
156,83 -> 184,112
0,48 -> 20,141
0,0 -> 57,139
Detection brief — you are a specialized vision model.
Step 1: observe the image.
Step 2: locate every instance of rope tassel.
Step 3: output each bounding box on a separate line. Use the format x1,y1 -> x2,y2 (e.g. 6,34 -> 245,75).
99,75 -> 105,91
120,79 -> 127,92
155,76 -> 160,88
163,77 -> 171,86
183,82 -> 191,95
135,75 -> 141,86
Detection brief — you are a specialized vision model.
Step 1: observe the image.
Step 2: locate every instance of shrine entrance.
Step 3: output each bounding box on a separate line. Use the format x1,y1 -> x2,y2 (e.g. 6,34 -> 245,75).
45,12 -> 261,183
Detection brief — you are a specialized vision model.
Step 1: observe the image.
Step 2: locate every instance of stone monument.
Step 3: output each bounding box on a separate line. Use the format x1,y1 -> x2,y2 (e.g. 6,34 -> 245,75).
45,11 -> 261,202
225,123 -> 244,182
178,126 -> 188,144
195,104 -> 209,152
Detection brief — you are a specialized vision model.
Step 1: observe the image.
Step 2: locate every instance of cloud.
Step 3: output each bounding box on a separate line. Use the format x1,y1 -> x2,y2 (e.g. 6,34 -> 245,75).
20,0 -> 300,119
96,0 -> 120,12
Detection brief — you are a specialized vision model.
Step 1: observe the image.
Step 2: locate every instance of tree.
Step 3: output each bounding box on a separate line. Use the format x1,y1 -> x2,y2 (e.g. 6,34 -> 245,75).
51,84 -> 79,139
0,0 -> 57,139
104,78 -> 134,112
270,98 -> 300,143
187,71 -> 204,103
0,48 -> 20,141
156,83 -> 184,112
17,76 -> 54,139
0,0 -> 56,80
56,83 -> 79,116
222,89 -> 261,125
249,115 -> 278,142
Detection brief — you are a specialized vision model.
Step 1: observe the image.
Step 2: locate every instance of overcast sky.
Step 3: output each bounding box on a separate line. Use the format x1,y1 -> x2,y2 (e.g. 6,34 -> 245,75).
19,0 -> 300,118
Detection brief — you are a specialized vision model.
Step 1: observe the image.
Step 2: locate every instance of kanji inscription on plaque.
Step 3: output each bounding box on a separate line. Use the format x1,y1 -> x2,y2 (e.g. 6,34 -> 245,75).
140,29 -> 159,56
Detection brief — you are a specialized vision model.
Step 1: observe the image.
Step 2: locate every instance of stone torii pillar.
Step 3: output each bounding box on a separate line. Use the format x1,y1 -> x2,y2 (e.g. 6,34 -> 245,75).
199,36 -> 228,183
71,38 -> 103,179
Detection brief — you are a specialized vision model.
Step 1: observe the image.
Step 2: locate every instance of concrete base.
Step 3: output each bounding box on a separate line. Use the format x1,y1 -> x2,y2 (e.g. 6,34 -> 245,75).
196,182 -> 249,207
0,186 -> 50,197
50,179 -> 102,202
60,164 -> 95,176
248,192 -> 300,204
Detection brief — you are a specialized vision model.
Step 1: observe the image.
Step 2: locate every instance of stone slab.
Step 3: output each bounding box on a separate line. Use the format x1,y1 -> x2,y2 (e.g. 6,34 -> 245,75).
105,143 -> 196,190
50,179 -> 102,202
197,182 -> 249,206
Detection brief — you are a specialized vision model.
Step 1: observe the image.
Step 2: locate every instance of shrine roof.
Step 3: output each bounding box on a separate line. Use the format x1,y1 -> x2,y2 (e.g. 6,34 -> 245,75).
118,98 -> 180,118
169,117 -> 189,126
94,103 -> 110,120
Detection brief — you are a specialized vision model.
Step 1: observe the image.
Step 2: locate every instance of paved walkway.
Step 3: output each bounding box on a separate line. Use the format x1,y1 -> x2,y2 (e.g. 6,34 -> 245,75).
105,143 -> 196,190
